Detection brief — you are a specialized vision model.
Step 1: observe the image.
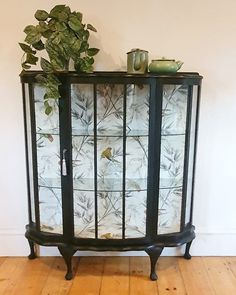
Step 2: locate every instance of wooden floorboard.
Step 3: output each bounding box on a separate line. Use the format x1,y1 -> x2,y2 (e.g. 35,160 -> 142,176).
40,257 -> 78,295
157,257 -> 186,294
0,256 -> 236,294
130,257 -> 158,295
99,257 -> 129,295
69,257 -> 104,295
178,256 -> 214,295
203,257 -> 236,295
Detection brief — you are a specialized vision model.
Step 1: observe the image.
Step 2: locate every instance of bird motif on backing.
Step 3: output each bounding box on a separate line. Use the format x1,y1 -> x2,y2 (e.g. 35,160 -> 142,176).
101,147 -> 119,163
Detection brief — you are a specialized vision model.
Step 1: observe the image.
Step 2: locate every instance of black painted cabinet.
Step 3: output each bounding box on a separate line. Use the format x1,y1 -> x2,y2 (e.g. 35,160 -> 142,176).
21,71 -> 202,280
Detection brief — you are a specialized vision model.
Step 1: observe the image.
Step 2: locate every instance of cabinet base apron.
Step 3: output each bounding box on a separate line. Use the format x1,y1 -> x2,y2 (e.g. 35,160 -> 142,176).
25,224 -> 195,280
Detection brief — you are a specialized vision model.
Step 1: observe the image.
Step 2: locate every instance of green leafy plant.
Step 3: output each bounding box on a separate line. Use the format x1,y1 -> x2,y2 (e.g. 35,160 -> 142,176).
19,4 -> 99,115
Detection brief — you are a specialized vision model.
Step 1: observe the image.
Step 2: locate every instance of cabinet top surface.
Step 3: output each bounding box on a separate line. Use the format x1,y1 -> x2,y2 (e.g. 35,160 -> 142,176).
20,71 -> 203,84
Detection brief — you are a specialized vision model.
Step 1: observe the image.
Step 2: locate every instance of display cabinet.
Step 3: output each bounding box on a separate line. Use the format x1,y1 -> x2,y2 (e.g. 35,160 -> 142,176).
21,71 -> 202,280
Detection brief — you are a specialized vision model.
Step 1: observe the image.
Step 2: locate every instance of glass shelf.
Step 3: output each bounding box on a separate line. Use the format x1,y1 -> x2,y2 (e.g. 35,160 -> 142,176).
38,177 -> 183,191
36,128 -> 185,138
36,128 -> 59,135
72,129 -> 149,137
72,129 -> 185,137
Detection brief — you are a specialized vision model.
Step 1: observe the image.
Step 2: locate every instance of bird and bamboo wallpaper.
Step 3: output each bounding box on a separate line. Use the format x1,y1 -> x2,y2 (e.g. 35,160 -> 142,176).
30,82 -> 189,237
71,84 -> 149,238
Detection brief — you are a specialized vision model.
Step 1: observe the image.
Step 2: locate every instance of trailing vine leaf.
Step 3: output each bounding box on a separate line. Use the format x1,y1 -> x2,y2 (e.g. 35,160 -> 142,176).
19,43 -> 36,54
35,10 -> 49,21
87,24 -> 97,32
68,14 -> 83,32
32,40 -> 44,50
25,53 -> 38,65
19,4 -> 99,115
49,5 -> 67,19
87,48 -> 99,56
40,57 -> 53,73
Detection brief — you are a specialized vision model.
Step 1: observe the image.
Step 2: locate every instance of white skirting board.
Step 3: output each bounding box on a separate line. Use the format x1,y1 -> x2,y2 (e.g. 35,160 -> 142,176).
1,230 -> 236,256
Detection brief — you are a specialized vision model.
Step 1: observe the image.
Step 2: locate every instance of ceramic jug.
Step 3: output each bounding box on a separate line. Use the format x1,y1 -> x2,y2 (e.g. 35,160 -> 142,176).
127,49 -> 148,74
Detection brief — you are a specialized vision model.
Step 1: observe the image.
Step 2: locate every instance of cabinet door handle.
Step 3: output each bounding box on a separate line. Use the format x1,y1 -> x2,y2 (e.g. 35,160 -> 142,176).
62,148 -> 67,176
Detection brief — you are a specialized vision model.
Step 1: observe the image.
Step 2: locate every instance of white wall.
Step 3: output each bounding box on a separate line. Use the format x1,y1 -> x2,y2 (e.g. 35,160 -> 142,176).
0,0 -> 236,256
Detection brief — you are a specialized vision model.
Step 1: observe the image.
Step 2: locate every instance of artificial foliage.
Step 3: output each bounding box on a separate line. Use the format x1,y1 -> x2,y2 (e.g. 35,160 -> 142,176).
19,4 -> 99,115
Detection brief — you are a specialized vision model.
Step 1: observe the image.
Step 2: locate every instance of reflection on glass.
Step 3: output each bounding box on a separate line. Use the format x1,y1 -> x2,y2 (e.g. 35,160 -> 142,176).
158,85 -> 188,234
34,84 -> 62,234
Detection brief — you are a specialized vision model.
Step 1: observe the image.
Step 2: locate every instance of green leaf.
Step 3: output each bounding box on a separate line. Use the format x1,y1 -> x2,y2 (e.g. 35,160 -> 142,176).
48,19 -> 56,31
32,40 -> 44,50
85,56 -> 94,65
79,41 -> 89,53
45,105 -> 53,115
87,24 -> 97,32
87,48 -> 99,56
41,29 -> 53,38
36,74 -> 47,84
74,57 -> 93,73
57,11 -> 69,22
51,56 -> 67,71
24,25 -> 35,34
24,29 -> 41,45
22,62 -> 31,70
72,39 -> 82,51
38,21 -> 49,32
47,74 -> 61,86
19,43 -> 36,54
55,21 -> 67,32
83,30 -> 89,41
40,57 -> 53,73
46,85 -> 60,98
35,10 -> 49,21
49,5 -> 66,18
25,53 -> 38,65
75,12 -> 83,22
68,15 -> 82,32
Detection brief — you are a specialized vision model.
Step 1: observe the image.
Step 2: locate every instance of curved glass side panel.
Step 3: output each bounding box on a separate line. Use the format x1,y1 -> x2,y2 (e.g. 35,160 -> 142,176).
158,85 -> 188,234
185,86 -> 198,224
24,84 -> 35,223
33,85 -> 63,234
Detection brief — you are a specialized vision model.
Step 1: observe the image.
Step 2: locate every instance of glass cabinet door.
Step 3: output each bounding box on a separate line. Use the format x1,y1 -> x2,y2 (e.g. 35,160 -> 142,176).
71,83 -> 149,239
33,84 -> 63,234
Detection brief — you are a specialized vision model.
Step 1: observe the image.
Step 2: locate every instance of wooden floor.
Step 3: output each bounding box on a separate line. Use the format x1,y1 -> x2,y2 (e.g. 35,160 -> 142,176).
0,256 -> 236,294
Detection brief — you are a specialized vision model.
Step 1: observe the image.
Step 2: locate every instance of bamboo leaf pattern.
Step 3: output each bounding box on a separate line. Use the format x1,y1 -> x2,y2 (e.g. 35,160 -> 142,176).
34,85 -> 62,234
71,83 -> 150,238
158,85 -> 188,234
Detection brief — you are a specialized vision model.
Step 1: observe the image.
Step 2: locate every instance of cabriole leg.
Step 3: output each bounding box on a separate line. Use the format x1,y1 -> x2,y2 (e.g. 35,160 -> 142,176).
27,238 -> 37,259
145,246 -> 163,280
184,241 -> 193,259
58,245 -> 77,280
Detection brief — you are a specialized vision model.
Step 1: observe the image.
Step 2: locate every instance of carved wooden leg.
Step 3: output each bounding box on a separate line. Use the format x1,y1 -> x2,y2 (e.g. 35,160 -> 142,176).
58,245 -> 77,280
184,241 -> 193,260
145,246 -> 163,280
27,239 -> 37,259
